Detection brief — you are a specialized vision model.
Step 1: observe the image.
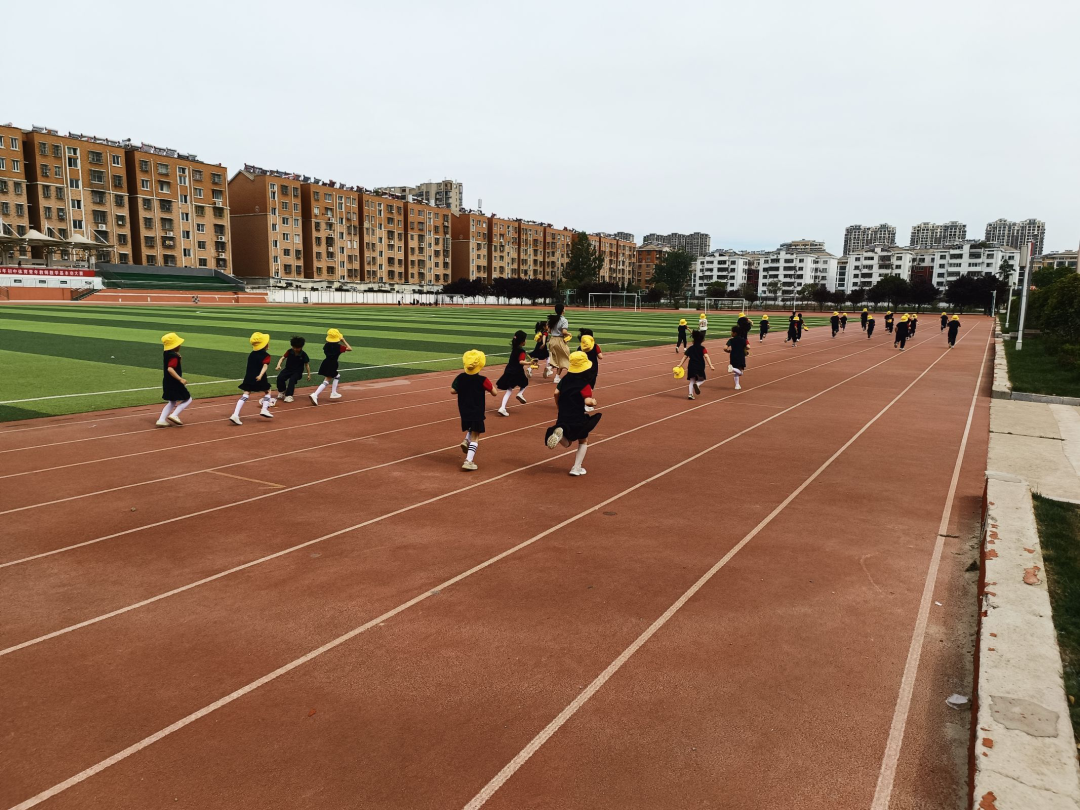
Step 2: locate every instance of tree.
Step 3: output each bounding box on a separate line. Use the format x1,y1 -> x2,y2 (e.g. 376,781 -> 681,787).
830,289 -> 848,307
998,257 -> 1015,284
870,275 -> 911,309
944,274 -> 978,313
908,277 -> 939,311
562,231 -> 603,288
442,277 -> 489,298
650,249 -> 695,301
797,283 -> 815,308
1032,265 -> 1074,289
644,282 -> 667,304
847,287 -> 865,308
705,281 -> 727,299
810,284 -> 832,311
739,282 -> 760,306
765,280 -> 781,309
1030,273 -> 1080,346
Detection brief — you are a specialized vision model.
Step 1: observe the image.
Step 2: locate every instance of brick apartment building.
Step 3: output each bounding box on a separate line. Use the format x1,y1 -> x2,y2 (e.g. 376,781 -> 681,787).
544,226 -> 574,282
635,243 -> 670,287
303,182 -> 362,281
229,168 -> 305,280
489,216 -> 520,278
404,199 -> 452,285
519,222 -> 545,278
449,211 -> 491,282
0,125 -> 30,263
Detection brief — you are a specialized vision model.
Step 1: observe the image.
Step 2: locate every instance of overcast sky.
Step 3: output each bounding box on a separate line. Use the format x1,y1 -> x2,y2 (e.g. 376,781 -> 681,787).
6,0 -> 1078,255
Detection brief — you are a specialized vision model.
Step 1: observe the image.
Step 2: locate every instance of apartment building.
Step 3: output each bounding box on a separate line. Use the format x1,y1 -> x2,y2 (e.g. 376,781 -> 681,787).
375,180 -> 462,213
756,240 -> 838,298
837,246 -> 916,291
403,199 -> 452,285
591,234 -> 620,284
615,231 -> 634,243
360,193 -> 405,282
911,241 -> 1020,290
303,182 -> 362,282
0,125 -> 30,263
635,243 -> 670,287
842,223 -> 896,255
615,239 -> 636,286
19,127 -> 133,265
641,231 -> 711,258
1036,249 -> 1077,270
489,216 -> 520,278
124,143 -> 230,271
691,249 -> 758,296
985,218 -> 1046,256
228,168 -> 305,279
544,226 -> 574,282
909,220 -> 966,249
449,211 -> 491,282
516,221 -> 544,279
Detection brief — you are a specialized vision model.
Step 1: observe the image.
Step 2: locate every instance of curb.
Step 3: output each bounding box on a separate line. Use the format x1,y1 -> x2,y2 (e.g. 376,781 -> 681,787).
973,479 -> 1080,808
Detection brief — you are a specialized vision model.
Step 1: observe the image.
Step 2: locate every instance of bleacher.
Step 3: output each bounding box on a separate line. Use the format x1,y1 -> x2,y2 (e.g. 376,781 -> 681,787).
97,267 -> 245,292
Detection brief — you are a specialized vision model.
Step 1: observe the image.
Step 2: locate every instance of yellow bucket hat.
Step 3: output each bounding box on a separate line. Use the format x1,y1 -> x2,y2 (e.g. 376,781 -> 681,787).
833,311 -> 839,316
568,351 -> 593,374
862,308 -> 868,311
250,332 -> 270,350
739,312 -> 746,317
867,314 -> 874,319
326,328 -> 343,343
580,335 -> 595,352
161,332 -> 184,351
679,319 -> 687,326
673,366 -> 685,379
762,314 -> 769,319
900,314 -> 909,321
463,349 -> 486,375
699,313 -> 706,318
952,314 -> 959,320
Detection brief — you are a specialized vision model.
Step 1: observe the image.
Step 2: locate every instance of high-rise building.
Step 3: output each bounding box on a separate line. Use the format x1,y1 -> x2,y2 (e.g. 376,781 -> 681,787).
403,199 -> 452,285
302,182 -> 362,282
489,216 -> 520,279
635,243 -> 670,288
228,167 -> 306,280
640,231 -> 711,258
843,223 -> 896,255
519,221 -> 545,279
985,218 -> 1046,256
544,226 -> 575,282
756,240 -> 838,299
0,125 -> 31,264
914,241 -> 1020,290
908,221 -> 967,249
838,246 -> 916,291
615,231 -> 634,243
692,250 -> 759,296
375,180 -> 462,213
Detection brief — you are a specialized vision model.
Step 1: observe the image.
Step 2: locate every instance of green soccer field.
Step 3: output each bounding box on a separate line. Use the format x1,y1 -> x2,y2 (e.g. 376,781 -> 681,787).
0,305 -> 832,422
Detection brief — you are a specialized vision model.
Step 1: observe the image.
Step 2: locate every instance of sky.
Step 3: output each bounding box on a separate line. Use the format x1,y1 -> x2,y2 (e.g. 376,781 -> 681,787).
5,0 -> 1079,256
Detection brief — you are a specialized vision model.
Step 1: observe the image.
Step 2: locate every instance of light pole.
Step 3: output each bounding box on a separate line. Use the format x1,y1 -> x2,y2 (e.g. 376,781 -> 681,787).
1016,241 -> 1034,351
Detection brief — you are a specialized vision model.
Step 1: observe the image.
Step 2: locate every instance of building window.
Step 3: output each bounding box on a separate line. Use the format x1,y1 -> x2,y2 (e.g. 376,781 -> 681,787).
158,181 -> 170,193
112,154 -> 122,167
141,179 -> 150,191
139,159 -> 149,172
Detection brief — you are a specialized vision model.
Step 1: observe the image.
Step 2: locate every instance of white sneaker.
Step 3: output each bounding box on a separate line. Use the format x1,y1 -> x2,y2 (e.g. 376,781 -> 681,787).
546,426 -> 564,449
275,393 -> 283,400
461,438 -> 470,454
329,392 -> 343,399
155,419 -> 169,427
552,375 -> 560,384
735,383 -> 741,390
229,414 -> 242,426
516,393 -> 527,404
284,396 -> 294,402
461,460 -> 478,471
166,414 -> 183,426
543,366 -> 553,378
569,467 -> 587,476
260,407 -> 274,419
309,393 -> 319,406
584,405 -> 595,412
268,398 -> 276,408
497,407 -> 510,417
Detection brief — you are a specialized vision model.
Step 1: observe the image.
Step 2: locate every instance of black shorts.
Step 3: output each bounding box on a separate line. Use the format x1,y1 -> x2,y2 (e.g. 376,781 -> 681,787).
461,418 -> 485,434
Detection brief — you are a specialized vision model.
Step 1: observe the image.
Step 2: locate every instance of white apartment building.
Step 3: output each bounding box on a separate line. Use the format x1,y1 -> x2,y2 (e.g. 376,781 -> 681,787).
837,246 -> 916,291
641,231 -> 711,258
692,249 -> 758,295
842,223 -> 896,255
909,220 -> 967,248
985,218 -> 1046,256
913,242 -> 1020,290
1037,249 -> 1077,270
756,240 -> 838,299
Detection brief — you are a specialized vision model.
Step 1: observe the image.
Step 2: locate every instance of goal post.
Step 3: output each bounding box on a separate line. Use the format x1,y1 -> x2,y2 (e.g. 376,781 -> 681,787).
703,297 -> 747,313
588,292 -> 640,311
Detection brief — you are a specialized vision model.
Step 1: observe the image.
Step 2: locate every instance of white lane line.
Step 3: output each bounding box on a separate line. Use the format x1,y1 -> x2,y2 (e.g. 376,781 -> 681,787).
460,325 -> 983,810
2,326 -> 965,810
0,339 -> 829,510
869,329 -> 992,810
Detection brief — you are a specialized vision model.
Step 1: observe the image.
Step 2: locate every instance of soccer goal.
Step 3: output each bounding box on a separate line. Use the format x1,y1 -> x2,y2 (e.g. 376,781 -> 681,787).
588,292 -> 640,311
704,297 -> 747,313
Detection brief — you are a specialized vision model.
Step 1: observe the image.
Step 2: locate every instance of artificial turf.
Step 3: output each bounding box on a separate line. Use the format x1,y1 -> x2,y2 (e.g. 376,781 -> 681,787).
0,305 -> 834,422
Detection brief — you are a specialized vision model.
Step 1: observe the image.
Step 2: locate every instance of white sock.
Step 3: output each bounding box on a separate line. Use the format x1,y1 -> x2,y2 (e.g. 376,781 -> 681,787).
232,395 -> 248,418
466,441 -> 478,462
464,430 -> 473,444
689,380 -> 695,396
331,375 -> 340,394
500,390 -> 512,410
159,402 -> 174,420
173,397 -> 192,416
260,394 -> 271,409
314,381 -> 328,397
574,443 -> 588,468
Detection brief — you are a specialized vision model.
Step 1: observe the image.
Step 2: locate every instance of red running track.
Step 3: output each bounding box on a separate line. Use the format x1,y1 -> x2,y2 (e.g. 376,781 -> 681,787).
0,320 -> 993,810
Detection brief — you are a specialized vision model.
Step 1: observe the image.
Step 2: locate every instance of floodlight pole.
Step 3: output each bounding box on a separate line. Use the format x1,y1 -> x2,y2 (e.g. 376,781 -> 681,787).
1016,241 -> 1033,351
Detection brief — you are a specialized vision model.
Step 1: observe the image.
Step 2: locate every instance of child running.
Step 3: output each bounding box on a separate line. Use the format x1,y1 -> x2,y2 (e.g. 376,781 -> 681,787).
830,311 -> 840,338
579,329 -> 602,411
698,312 -> 708,340
940,311 -> 949,331
309,328 -> 351,405
884,310 -> 894,333
861,308 -> 869,331
544,350 -> 601,476
796,312 -> 806,341
676,318 -> 688,352
230,332 -> 274,425
679,329 -> 715,399
947,314 -> 961,347
866,314 -> 875,338
157,332 -> 192,427
275,336 -> 311,403
909,313 -> 919,336
452,350 -> 495,471
894,314 -> 910,350
495,330 -> 530,416
736,312 -> 753,341
840,312 -> 848,332
529,320 -> 549,377
758,313 -> 770,342
725,325 -> 748,390
785,313 -> 799,346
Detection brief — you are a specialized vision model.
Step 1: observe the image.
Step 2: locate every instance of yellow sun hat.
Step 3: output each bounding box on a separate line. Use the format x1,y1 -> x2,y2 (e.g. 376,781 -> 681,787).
249,332 -> 270,350
762,314 -> 769,319
161,332 -> 184,351
463,349 -> 486,375
679,319 -> 687,326
673,366 -> 686,379
568,351 -> 593,374
833,311 -> 839,316
739,312 -> 746,317
952,314 -> 960,320
867,314 -> 874,319
580,335 -> 595,352
699,313 -> 706,318
326,328 -> 343,343
862,307 -> 868,312
900,314 -> 909,321
534,332 -> 543,341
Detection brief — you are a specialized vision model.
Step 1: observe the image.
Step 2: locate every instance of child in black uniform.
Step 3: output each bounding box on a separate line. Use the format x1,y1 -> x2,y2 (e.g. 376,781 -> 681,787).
496,330 -> 530,416
679,329 -> 715,399
230,332 -> 274,425
947,314 -> 961,347
545,350 -> 600,476
940,311 -> 949,331
157,332 -> 192,426
529,320 -> 549,377
840,312 -> 848,332
884,311 -> 894,333
785,314 -> 799,346
275,336 -> 311,403
676,318 -> 688,352
579,329 -> 602,411
309,328 -> 352,405
452,350 -> 495,471
909,313 -> 918,336
725,325 -> 748,390
830,311 -> 840,337
866,314 -> 875,338
759,314 -> 770,342
894,314 -> 910,349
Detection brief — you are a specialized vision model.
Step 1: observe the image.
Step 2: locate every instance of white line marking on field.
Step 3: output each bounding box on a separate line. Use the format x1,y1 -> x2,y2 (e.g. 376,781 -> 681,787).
206,471 -> 284,489
1,326 -> 973,810
869,329 -> 992,810
461,326 -> 982,809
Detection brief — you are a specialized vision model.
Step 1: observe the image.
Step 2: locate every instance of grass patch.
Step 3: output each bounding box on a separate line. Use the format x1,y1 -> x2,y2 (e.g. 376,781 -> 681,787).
1033,495 -> 1080,740
1000,334 -> 1080,398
